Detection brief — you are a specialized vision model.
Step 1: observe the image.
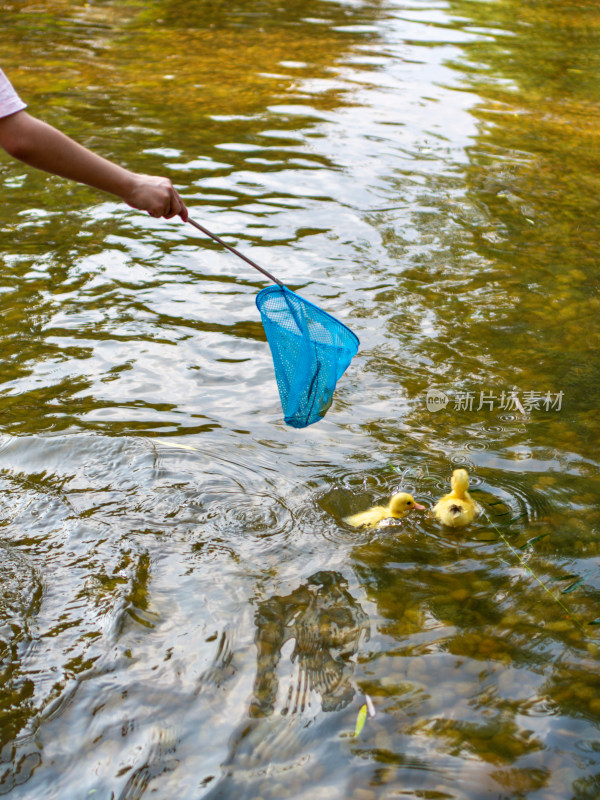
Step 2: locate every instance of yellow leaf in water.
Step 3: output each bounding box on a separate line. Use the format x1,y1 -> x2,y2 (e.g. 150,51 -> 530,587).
354,704 -> 368,737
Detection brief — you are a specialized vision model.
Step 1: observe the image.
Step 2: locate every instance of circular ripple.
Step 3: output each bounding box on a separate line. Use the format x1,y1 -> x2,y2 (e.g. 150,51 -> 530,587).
464,441 -> 487,452
152,441 -> 300,545
467,474 -> 485,487
203,491 -> 294,539
450,454 -> 475,469
477,472 -> 552,526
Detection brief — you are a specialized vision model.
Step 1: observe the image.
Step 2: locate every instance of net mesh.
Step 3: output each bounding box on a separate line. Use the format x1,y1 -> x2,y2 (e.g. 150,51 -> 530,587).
256,285 -> 359,428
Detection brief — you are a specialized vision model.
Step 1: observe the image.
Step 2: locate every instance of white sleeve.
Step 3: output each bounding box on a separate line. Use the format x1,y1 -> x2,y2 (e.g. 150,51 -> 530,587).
0,68 -> 27,119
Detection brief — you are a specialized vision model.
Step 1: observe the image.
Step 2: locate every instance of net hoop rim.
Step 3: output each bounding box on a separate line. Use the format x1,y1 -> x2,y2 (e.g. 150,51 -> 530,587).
255,284 -> 360,350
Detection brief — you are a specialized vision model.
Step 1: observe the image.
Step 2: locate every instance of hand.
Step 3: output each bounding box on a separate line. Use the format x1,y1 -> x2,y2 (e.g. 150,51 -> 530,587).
123,174 -> 188,221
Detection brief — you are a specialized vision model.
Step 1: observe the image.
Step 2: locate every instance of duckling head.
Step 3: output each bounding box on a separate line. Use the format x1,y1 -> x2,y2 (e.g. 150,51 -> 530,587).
450,469 -> 470,497
389,492 -> 426,518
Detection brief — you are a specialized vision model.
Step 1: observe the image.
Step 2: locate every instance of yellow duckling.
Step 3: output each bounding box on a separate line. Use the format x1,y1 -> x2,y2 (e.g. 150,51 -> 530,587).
344,492 -> 426,528
432,468 -> 482,528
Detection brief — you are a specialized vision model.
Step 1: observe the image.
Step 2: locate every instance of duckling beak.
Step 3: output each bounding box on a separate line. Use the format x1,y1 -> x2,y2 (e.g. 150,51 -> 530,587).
413,502 -> 426,511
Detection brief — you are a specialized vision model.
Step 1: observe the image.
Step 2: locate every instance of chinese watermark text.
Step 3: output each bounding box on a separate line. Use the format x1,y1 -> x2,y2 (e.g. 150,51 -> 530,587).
426,388 -> 563,413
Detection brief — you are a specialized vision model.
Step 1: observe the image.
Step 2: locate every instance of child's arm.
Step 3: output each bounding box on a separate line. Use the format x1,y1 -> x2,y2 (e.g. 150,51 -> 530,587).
0,110 -> 187,221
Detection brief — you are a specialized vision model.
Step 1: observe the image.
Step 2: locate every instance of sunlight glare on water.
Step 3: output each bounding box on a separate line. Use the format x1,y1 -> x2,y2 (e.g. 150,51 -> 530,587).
0,0 -> 599,797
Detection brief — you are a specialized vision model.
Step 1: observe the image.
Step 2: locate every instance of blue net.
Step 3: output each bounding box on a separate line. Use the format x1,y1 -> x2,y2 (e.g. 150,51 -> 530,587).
256,285 -> 359,428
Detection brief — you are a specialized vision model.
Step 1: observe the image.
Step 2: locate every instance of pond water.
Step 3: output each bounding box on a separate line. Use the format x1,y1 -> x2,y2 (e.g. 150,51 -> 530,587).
1,0 -> 599,797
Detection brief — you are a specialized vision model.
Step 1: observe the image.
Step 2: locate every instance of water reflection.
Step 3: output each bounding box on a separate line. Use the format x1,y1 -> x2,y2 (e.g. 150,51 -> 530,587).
446,0 -> 600,423
204,571 -> 369,798
350,526 -> 598,798
0,548 -> 42,794
251,570 -> 369,717
0,0 -> 380,439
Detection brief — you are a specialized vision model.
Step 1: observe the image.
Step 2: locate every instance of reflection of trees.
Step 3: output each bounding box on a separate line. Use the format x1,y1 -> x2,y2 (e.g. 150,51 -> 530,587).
152,0 -> 378,32
445,0 -> 600,402
4,0 -> 381,120
250,571 -> 370,717
378,0 -> 600,455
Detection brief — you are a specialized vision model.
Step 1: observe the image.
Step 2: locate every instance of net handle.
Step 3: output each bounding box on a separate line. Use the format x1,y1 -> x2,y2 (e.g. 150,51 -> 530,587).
186,217 -> 284,286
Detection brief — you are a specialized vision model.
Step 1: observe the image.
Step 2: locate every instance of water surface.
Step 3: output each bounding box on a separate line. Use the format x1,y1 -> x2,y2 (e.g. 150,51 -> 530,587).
1,0 -> 599,797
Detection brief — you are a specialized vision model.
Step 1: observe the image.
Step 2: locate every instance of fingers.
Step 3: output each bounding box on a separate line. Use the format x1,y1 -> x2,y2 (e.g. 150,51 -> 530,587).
172,188 -> 188,221
150,181 -> 182,219
125,174 -> 187,220
178,200 -> 189,222
163,186 -> 188,221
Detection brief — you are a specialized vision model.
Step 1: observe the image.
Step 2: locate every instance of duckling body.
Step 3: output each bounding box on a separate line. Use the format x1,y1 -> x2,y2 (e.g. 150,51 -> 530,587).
344,492 -> 425,528
433,469 -> 481,528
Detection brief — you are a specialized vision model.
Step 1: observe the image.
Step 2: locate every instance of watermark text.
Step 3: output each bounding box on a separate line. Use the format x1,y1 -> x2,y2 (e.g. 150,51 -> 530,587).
426,388 -> 563,413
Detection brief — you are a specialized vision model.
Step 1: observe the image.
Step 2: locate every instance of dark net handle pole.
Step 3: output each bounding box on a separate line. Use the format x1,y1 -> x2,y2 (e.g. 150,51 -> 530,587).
186,217 -> 283,287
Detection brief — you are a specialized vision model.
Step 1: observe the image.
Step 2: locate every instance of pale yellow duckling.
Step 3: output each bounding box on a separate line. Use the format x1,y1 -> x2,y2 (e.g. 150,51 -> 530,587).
432,468 -> 482,528
344,492 -> 426,528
